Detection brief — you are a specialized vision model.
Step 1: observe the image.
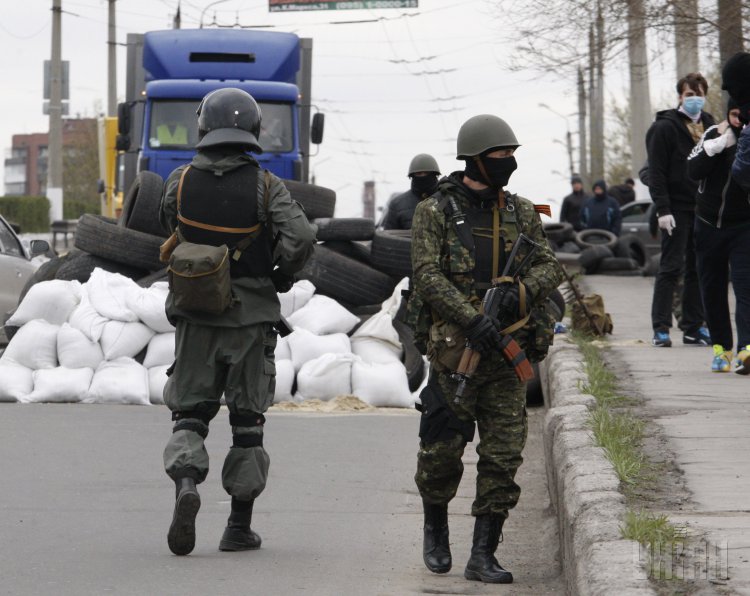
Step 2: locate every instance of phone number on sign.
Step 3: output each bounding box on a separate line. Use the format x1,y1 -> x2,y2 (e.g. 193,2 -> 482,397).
335,0 -> 417,8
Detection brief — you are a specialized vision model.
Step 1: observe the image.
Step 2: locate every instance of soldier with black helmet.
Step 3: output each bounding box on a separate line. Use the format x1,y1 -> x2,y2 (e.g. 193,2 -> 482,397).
410,114 -> 562,583
159,88 -> 316,556
381,153 -> 441,230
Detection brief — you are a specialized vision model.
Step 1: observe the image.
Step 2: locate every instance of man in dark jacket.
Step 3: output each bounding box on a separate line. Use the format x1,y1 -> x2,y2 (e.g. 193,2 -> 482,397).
559,174 -> 589,230
580,180 -> 622,235
724,52 -> 750,196
687,98 -> 750,375
646,72 -> 715,348
381,154 -> 441,230
609,178 -> 636,206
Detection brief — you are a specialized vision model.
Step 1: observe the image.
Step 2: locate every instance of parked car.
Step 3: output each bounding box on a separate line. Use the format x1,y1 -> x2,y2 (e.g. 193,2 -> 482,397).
0,215 -> 50,318
620,200 -> 660,257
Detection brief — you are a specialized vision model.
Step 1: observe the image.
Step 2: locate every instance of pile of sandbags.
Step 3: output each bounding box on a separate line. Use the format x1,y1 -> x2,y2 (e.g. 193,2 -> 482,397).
0,270 -> 420,408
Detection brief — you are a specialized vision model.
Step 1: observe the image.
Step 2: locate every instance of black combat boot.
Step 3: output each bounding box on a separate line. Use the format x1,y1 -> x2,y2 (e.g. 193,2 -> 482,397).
422,502 -> 451,573
463,513 -> 513,583
219,498 -> 262,551
168,477 -> 201,556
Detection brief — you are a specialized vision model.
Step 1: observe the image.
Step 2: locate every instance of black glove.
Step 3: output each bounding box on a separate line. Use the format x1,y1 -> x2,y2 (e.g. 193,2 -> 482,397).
497,283 -> 521,316
464,314 -> 503,354
271,269 -> 294,293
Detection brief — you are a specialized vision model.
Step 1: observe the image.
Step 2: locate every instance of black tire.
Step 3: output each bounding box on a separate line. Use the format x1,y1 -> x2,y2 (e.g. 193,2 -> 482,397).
547,288 -> 566,321
598,256 -> 639,272
17,249 -> 83,304
575,229 -> 618,249
120,171 -> 169,238
120,171 -> 166,237
543,222 -> 575,244
314,218 -> 375,242
559,240 -> 581,254
578,245 -> 614,273
613,234 -> 647,267
282,180 -> 336,220
55,252 -> 148,283
298,244 -> 396,307
137,267 -> 169,287
322,240 -> 373,265
642,252 -> 660,277
370,230 -> 412,279
554,252 -> 582,268
526,362 -> 544,407
393,319 -> 426,392
75,214 -> 165,272
607,268 -> 644,277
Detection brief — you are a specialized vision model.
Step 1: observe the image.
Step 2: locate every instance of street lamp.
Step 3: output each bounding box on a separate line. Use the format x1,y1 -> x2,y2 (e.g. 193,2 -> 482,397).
539,103 -> 575,178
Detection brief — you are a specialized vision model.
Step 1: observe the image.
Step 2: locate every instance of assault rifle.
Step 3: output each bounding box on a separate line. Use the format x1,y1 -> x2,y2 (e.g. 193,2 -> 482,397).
452,234 -> 541,403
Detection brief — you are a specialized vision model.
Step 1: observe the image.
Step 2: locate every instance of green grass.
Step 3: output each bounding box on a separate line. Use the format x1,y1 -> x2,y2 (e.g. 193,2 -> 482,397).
621,509 -> 686,548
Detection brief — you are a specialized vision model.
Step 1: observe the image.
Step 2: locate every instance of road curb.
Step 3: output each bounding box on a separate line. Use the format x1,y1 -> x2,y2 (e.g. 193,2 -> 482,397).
540,340 -> 656,595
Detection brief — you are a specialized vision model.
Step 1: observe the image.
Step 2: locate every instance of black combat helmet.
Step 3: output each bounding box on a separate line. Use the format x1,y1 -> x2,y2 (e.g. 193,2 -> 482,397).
408,153 -> 440,176
196,88 -> 262,152
456,114 -> 520,159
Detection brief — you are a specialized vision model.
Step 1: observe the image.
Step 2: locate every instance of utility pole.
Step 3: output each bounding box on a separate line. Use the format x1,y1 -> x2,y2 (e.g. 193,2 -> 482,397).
173,1 -> 182,29
673,0 -> 699,76
588,5 -> 605,183
47,0 -> 64,223
627,0 -> 651,175
107,0 -> 116,116
577,67 -> 589,186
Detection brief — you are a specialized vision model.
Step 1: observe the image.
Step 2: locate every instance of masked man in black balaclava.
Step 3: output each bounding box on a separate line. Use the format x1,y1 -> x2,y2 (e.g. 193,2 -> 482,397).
381,153 -> 441,230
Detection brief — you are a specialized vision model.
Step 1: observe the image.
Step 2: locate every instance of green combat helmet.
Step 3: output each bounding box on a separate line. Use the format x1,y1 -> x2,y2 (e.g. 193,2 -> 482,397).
408,153 -> 441,176
456,115 -> 520,159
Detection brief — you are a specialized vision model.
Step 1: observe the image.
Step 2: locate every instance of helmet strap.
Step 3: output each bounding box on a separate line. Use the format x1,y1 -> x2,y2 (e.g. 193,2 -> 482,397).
473,156 -> 506,209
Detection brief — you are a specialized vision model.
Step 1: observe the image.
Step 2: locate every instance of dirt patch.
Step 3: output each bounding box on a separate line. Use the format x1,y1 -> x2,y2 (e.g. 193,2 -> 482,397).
270,394 -> 376,412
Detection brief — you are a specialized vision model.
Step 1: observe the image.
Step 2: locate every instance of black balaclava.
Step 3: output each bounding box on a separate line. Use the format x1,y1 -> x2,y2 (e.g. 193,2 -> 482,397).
728,97 -> 744,139
722,52 -> 750,124
410,174 -> 439,198
592,179 -> 607,200
464,151 -> 518,190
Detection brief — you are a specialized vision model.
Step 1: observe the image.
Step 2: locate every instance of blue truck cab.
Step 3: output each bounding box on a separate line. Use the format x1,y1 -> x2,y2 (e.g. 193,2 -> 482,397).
118,28 -> 320,194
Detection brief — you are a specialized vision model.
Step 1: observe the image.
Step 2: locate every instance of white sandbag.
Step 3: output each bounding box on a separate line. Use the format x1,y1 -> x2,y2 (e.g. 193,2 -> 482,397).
273,359 -> 295,403
85,268 -> 141,322
351,336 -> 402,364
278,279 -> 315,318
84,358 -> 150,405
286,294 -> 359,335
67,288 -> 109,342
148,365 -> 170,405
351,360 -> 414,408
142,332 -> 175,369
100,320 -> 155,361
26,366 -> 93,403
1,320 -> 59,370
295,353 -> 355,402
126,282 -> 174,333
382,277 -> 410,318
274,335 -> 291,361
57,323 -> 104,370
0,362 -> 33,402
412,357 -> 430,405
287,328 -> 351,372
351,308 -> 401,346
6,279 -> 81,327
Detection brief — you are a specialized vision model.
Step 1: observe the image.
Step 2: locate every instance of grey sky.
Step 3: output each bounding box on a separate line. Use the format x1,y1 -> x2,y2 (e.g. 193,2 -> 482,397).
3,0 -> 683,218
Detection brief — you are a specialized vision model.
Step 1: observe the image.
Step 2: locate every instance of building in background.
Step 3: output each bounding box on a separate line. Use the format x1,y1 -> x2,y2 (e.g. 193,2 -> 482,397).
3,118 -> 96,196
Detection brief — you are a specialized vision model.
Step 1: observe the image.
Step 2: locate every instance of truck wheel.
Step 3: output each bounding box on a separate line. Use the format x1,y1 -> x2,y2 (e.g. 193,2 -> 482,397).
578,245 -> 614,273
370,230 -> 412,280
321,240 -> 373,265
313,218 -> 375,242
613,234 -> 647,267
298,244 -> 396,307
282,180 -> 336,220
75,214 -> 164,272
393,319 -> 427,392
575,229 -> 618,249
55,252 -> 148,283
17,249 -> 83,304
120,171 -> 166,237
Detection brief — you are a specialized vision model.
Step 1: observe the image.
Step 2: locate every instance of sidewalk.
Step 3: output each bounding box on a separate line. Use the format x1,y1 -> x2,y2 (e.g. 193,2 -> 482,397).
584,274 -> 750,593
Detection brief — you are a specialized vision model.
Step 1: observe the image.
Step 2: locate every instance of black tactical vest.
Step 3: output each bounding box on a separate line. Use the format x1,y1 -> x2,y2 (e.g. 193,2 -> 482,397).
177,164 -> 274,278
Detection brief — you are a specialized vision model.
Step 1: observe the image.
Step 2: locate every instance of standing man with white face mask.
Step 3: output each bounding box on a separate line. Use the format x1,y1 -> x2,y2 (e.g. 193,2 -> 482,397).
646,73 -> 715,348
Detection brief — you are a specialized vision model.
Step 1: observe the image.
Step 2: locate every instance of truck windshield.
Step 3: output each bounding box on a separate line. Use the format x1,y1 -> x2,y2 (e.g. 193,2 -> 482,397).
148,100 -> 294,153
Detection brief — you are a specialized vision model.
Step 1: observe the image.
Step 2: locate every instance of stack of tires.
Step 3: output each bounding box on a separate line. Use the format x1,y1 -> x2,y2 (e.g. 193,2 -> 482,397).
544,222 -> 648,276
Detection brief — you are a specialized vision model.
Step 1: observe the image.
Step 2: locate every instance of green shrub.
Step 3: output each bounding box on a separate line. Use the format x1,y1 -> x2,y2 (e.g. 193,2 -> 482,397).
63,200 -> 99,220
0,196 -> 50,233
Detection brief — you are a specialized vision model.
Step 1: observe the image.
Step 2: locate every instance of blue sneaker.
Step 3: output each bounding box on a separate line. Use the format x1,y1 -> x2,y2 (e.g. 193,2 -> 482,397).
711,345 -> 732,373
653,331 -> 672,347
684,326 -> 711,346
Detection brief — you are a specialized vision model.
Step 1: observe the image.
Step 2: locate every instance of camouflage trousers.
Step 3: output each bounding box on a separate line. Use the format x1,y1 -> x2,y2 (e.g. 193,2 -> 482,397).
414,362 -> 527,518
163,320 -> 277,502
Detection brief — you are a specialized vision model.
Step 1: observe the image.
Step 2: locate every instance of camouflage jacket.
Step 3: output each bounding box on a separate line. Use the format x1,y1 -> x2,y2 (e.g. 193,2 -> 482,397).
411,172 -> 562,367
160,149 -> 317,327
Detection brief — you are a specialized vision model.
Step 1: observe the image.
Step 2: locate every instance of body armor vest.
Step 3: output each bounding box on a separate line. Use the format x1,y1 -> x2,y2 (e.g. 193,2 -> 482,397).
464,205 -> 506,289
177,164 -> 273,278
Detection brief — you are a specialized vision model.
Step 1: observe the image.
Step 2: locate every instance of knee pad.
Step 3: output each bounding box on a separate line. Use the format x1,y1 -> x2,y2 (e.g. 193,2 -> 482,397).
172,417 -> 209,439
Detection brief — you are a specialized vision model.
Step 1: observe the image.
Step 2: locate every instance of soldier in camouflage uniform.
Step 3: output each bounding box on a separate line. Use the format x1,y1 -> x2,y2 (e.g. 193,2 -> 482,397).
411,114 -> 563,583
159,88 -> 316,556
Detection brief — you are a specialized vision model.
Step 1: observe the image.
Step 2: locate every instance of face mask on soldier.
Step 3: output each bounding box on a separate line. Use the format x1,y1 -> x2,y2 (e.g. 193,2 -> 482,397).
411,174 -> 439,198
480,155 -> 518,189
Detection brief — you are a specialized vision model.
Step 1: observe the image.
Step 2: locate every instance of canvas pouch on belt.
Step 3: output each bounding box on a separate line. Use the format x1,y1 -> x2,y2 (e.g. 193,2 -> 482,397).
168,242 -> 233,315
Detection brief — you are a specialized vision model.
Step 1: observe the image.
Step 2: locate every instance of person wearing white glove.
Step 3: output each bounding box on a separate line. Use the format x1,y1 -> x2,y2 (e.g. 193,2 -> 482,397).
645,72 -> 714,348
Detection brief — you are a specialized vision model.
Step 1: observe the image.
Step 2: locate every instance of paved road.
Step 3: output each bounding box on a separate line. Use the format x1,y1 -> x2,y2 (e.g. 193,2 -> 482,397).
585,275 -> 750,594
0,404 -> 562,595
